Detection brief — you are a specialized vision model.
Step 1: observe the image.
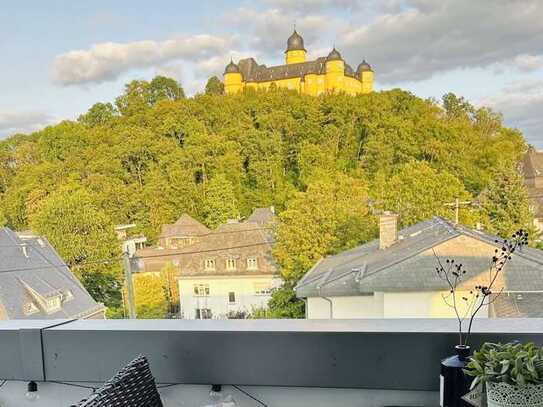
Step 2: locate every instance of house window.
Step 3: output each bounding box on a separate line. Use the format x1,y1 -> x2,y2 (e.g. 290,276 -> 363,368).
45,295 -> 61,313
195,308 -> 212,319
247,256 -> 258,270
204,258 -> 216,271
193,284 -> 210,296
228,292 -> 236,304
254,283 -> 271,296
226,258 -> 236,271
62,290 -> 74,302
23,302 -> 39,315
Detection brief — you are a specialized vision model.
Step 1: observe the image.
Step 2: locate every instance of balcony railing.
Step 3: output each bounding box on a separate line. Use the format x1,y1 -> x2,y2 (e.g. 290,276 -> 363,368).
0,318 -> 542,406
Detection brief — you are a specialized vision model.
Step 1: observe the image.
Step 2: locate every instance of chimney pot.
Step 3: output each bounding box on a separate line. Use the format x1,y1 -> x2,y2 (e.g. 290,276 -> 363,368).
379,212 -> 399,250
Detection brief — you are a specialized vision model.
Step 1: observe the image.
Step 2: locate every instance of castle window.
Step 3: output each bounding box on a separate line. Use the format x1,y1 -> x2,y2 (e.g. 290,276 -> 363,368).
228,292 -> 236,304
247,256 -> 258,270
204,258 -> 216,271
226,258 -> 236,271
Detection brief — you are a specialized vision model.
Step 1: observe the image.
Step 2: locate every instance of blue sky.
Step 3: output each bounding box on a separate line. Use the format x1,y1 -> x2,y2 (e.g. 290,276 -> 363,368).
1,0 -> 542,148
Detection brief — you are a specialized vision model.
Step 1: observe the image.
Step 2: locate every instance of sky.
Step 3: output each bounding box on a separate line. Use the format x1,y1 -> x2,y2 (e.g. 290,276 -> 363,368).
0,0 -> 542,148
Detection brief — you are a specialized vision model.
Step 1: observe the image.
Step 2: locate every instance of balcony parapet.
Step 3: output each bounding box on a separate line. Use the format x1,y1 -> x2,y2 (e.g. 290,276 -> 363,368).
0,318 -> 542,391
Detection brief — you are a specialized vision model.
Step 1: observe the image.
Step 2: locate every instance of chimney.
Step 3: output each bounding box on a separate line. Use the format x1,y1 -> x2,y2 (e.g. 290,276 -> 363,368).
379,212 -> 398,250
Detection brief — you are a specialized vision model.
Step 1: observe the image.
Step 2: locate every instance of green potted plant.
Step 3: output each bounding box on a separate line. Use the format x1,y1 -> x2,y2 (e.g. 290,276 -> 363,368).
464,342 -> 543,407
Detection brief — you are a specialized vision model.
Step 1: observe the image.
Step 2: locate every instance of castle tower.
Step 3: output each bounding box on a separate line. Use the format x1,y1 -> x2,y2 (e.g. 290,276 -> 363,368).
224,60 -> 243,94
325,48 -> 345,93
285,30 -> 307,65
357,60 -> 374,93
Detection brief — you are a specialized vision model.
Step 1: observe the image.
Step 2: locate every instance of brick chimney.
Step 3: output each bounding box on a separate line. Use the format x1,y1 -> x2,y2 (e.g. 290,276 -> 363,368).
379,212 -> 399,250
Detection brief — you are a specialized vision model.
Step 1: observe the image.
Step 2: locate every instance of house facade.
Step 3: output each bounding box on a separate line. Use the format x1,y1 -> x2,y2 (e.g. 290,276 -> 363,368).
0,228 -> 105,319
296,214 -> 543,319
521,150 -> 543,236
135,208 -> 281,319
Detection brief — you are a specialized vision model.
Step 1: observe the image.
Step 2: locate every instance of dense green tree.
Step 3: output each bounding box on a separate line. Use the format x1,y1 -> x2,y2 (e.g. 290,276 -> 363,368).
263,283 -> 305,318
131,274 -> 168,318
115,76 -> 184,116
29,187 -> 122,307
205,76 -> 225,95
274,173 -> 375,283
202,174 -> 239,228
479,165 -> 535,239
373,161 -> 474,226
78,102 -> 118,127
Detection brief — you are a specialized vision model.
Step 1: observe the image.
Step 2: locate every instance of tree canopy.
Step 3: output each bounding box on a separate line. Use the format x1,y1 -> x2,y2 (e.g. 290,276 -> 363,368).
0,76 -> 530,315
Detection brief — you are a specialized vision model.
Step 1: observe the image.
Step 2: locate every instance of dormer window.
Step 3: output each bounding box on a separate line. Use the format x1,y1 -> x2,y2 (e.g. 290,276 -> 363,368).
247,256 -> 258,271
46,295 -> 62,313
204,259 -> 216,271
23,302 -> 39,315
226,258 -> 236,271
62,290 -> 74,302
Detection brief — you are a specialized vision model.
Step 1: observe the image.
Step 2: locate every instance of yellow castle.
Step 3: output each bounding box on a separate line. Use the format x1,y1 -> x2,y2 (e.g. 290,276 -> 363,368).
223,30 -> 374,96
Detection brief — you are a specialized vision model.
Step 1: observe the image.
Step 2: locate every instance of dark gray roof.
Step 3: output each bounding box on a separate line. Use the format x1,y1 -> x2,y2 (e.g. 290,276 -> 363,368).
0,228 -> 104,319
286,30 -> 305,52
238,57 -> 329,83
296,217 -> 543,298
357,60 -> 373,73
492,293 -> 543,318
246,207 -> 276,225
522,150 -> 543,179
326,48 -> 342,61
224,60 -> 240,74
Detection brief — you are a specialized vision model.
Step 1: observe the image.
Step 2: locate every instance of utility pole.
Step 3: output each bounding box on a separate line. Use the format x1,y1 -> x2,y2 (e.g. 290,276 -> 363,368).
123,252 -> 137,319
444,198 -> 473,224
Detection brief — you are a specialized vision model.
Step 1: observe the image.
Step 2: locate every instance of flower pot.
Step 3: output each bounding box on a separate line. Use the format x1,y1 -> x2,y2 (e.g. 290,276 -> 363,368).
440,345 -> 472,407
486,382 -> 543,407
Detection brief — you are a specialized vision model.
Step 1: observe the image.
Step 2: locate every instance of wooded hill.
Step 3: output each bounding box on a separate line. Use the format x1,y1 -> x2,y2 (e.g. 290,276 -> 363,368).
0,77 -> 532,314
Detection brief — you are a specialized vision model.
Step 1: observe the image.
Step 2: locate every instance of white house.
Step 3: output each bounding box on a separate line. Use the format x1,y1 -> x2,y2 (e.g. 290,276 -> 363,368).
296,214 -> 543,319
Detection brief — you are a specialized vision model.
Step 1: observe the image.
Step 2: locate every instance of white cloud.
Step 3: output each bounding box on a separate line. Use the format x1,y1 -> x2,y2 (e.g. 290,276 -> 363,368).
337,0 -> 543,83
263,0 -> 363,12
52,34 -> 232,86
0,111 -> 55,138
510,54 -> 543,72
225,7 -> 339,58
481,80 -> 543,148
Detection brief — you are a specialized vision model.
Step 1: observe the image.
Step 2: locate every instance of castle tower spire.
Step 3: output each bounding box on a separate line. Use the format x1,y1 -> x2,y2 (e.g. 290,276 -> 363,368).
285,30 -> 306,64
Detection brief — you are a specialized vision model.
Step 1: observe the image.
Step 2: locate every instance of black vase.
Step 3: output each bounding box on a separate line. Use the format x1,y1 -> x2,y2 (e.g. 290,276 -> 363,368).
440,345 -> 472,407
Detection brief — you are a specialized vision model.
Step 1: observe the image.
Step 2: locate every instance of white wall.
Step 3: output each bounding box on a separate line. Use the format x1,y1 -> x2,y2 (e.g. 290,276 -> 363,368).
179,276 -> 281,319
0,380 -> 438,407
307,291 -> 489,319
306,294 -> 383,319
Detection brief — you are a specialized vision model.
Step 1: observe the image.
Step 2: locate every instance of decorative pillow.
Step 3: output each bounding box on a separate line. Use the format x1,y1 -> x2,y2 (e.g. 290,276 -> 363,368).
75,355 -> 163,407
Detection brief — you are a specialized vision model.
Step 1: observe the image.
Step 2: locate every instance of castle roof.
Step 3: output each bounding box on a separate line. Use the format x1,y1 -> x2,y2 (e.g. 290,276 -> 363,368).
357,60 -> 373,73
326,48 -> 343,61
238,57 -> 328,83
224,60 -> 240,74
286,30 -> 305,52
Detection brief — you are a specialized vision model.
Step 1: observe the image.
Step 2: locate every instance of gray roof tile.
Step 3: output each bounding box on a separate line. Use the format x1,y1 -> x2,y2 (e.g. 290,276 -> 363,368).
0,228 -> 104,319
